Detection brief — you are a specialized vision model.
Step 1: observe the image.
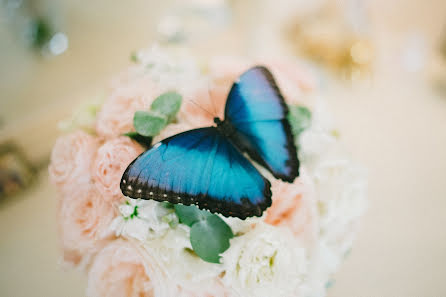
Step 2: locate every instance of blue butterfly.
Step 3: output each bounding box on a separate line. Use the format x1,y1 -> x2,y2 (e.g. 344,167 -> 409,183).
121,66 -> 299,219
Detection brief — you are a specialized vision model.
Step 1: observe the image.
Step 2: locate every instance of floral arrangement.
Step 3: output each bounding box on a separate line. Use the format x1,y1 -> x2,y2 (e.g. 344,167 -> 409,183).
49,46 -> 367,297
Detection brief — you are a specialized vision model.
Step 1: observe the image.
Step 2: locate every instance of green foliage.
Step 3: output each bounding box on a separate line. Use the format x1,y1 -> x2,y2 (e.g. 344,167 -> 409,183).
174,204 -> 212,227
175,204 -> 233,263
29,18 -> 52,49
133,111 -> 167,137
287,105 -> 312,138
130,51 -> 139,63
161,202 -> 175,209
126,91 -> 183,144
151,92 -> 182,122
123,132 -> 153,148
190,215 -> 234,263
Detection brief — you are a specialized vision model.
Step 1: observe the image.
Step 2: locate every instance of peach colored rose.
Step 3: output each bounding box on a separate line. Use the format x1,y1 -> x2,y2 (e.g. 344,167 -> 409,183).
208,56 -> 315,106
153,123 -> 190,144
87,240 -> 176,297
260,57 -> 316,104
178,84 -> 227,128
96,76 -> 160,139
109,66 -> 144,91
49,131 -> 99,195
207,56 -> 251,87
58,187 -> 115,267
265,169 -> 318,246
92,137 -> 143,203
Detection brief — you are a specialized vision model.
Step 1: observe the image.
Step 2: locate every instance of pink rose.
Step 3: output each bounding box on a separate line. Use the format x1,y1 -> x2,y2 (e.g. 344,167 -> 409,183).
92,137 -> 143,203
153,123 -> 189,143
49,131 -> 99,195
96,76 -> 160,139
178,84 -> 227,128
265,170 -> 318,246
87,240 -> 175,297
208,56 -> 251,87
58,187 -> 115,268
259,57 -> 316,105
208,56 -> 315,106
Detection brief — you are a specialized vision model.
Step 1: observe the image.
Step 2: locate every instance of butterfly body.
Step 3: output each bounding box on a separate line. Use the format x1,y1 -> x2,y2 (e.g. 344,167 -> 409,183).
121,66 -> 300,219
213,118 -> 236,138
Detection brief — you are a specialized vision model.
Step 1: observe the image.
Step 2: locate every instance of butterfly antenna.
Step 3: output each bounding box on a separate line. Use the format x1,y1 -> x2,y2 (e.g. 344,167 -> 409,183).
188,99 -> 215,118
207,87 -> 219,116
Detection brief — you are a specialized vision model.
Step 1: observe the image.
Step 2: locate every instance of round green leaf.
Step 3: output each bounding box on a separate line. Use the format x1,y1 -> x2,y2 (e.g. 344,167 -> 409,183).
133,111 -> 167,137
151,92 -> 182,122
123,131 -> 153,148
174,204 -> 212,227
190,215 -> 234,263
287,105 -> 312,137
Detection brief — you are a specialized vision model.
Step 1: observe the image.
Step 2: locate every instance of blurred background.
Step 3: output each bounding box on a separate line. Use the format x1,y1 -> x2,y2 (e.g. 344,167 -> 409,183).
1,0 -> 446,296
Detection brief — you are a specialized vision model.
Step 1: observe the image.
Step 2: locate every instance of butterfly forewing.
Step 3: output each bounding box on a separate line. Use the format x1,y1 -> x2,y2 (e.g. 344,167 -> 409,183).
224,66 -> 299,182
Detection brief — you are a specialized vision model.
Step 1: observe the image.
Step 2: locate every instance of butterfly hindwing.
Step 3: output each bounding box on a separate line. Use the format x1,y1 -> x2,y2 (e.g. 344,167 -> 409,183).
225,66 -> 299,182
121,128 -> 272,219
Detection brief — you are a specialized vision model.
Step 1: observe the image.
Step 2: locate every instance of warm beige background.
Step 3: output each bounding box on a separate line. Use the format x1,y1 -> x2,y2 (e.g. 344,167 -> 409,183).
1,1 -> 446,297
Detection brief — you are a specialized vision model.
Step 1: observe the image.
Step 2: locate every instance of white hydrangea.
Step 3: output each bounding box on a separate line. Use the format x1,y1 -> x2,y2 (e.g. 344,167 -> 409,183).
110,198 -> 177,242
136,44 -> 207,95
221,222 -> 308,297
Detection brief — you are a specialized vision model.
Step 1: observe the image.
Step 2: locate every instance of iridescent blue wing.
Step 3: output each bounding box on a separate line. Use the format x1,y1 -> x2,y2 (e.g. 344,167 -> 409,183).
121,128 -> 271,219
225,66 -> 299,182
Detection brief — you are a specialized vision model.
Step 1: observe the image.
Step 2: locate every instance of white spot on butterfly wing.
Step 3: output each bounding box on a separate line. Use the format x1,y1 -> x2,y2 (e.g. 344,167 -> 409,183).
153,142 -> 162,149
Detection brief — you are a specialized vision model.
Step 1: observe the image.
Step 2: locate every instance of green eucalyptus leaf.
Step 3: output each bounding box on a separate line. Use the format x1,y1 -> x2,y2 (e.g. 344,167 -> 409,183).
123,131 -> 153,148
287,105 -> 312,137
151,92 -> 182,122
190,215 -> 233,263
133,111 -> 167,137
161,202 -> 175,209
174,204 -> 212,227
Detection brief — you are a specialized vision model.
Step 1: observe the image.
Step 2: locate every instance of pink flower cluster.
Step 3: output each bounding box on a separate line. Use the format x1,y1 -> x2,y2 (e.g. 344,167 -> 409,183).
49,56 -> 317,297
49,133 -> 143,268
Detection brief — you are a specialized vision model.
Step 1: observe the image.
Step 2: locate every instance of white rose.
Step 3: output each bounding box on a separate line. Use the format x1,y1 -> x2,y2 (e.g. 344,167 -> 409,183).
305,241 -> 342,297
299,105 -> 368,293
143,226 -> 225,291
220,215 -> 263,235
221,222 -> 308,297
300,126 -> 367,253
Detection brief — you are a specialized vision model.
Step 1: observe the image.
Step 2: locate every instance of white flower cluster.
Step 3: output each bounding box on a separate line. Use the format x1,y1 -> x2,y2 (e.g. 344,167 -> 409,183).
299,99 -> 368,295
135,44 -> 208,95
222,223 -> 308,297
110,199 -> 177,242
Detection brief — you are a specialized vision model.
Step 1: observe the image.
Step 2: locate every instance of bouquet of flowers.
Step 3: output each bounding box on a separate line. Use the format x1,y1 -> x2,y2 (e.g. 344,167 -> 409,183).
49,46 -> 367,297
